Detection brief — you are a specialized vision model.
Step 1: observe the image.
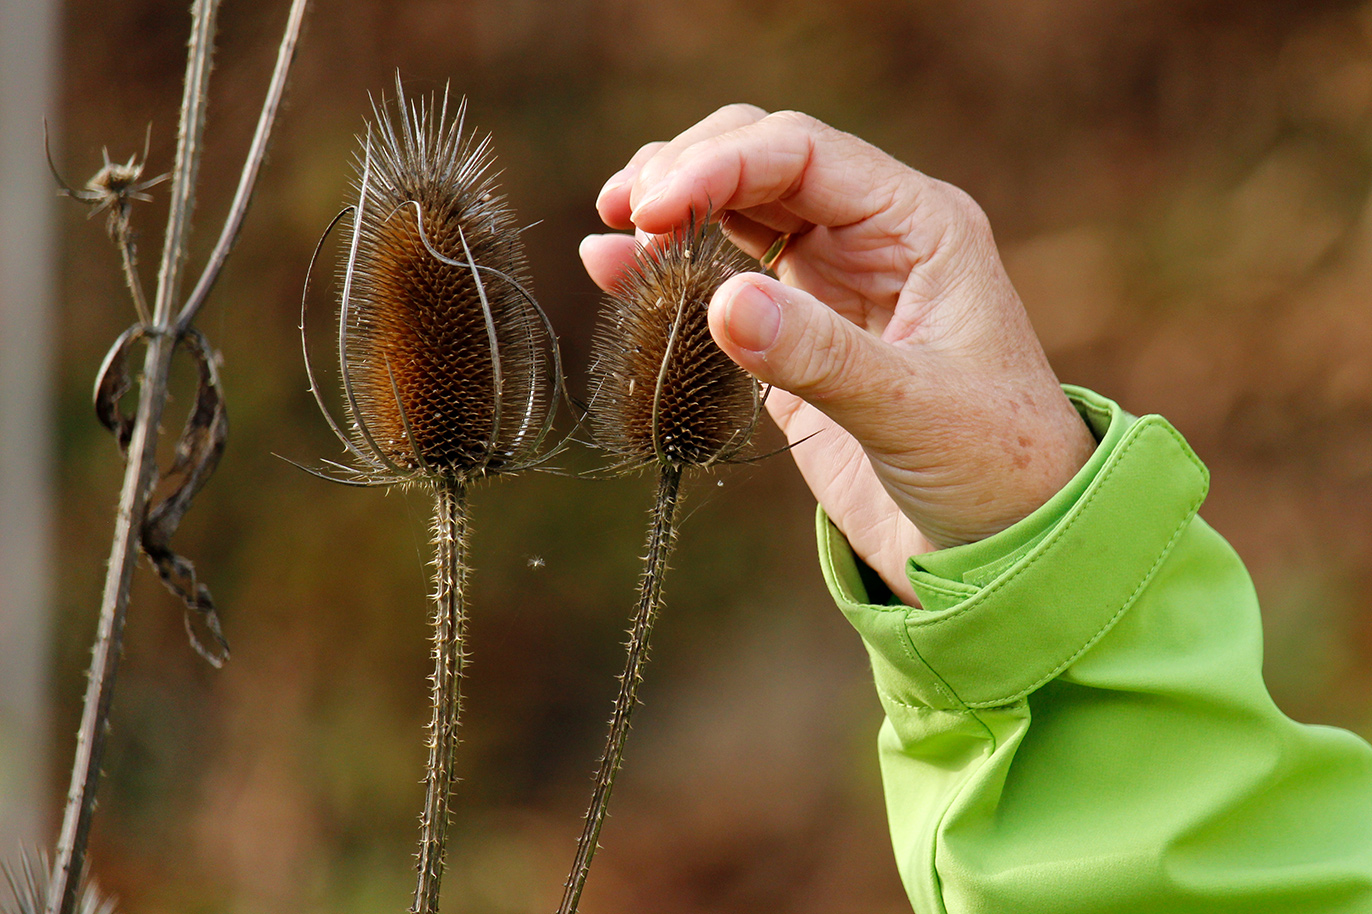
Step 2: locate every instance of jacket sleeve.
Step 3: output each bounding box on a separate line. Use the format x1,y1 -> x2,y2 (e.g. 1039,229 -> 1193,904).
820,386 -> 1372,914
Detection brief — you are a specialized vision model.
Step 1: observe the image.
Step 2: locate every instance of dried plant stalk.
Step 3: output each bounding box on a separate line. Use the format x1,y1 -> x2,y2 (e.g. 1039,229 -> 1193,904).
298,78 -> 560,914
561,219 -> 761,913
556,463 -> 681,914
414,479 -> 470,911
38,1 -> 309,912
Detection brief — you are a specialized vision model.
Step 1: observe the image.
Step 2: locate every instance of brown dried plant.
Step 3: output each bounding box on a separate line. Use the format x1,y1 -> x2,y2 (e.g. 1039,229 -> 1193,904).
22,2 -> 310,914
297,77 -> 561,914
560,217 -> 763,913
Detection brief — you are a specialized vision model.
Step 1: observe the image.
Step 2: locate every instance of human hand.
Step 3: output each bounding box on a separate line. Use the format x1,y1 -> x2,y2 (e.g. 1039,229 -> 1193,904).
581,105 -> 1096,605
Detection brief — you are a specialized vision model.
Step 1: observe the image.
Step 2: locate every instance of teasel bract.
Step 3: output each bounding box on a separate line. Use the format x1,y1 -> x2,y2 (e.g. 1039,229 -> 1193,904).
298,76 -> 560,914
561,217 -> 762,913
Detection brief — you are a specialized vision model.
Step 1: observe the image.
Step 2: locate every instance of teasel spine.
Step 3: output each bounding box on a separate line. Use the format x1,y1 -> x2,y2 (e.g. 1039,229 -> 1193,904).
560,218 -> 759,913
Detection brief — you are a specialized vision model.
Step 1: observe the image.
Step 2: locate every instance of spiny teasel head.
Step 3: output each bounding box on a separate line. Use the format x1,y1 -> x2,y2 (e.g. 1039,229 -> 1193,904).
302,76 -> 561,487
586,217 -> 762,470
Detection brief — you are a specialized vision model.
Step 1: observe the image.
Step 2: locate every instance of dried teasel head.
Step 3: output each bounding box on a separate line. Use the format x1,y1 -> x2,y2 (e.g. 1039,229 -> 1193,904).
586,216 -> 762,471
301,77 -> 561,486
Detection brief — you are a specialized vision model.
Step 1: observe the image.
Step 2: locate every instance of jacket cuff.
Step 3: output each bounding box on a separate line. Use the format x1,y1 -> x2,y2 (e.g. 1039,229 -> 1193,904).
819,387 -> 1210,711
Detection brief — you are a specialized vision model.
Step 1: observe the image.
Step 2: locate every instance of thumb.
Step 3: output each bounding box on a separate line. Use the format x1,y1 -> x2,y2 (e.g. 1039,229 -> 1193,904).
709,273 -> 915,438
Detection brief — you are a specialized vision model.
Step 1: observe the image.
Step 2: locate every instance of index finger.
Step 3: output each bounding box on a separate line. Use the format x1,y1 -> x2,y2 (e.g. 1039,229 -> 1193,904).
597,104 -> 768,230
627,110 -> 922,235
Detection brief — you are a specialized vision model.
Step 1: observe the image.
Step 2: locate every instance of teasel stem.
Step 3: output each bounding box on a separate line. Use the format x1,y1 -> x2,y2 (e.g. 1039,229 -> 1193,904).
557,463 -> 684,914
176,0 -> 308,334
413,478 -> 472,914
45,0 -> 309,911
47,3 -> 220,911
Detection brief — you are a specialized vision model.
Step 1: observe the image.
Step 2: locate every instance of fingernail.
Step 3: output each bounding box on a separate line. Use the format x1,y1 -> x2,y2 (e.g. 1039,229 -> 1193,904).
598,168 -> 633,203
725,282 -> 782,352
630,186 -> 668,222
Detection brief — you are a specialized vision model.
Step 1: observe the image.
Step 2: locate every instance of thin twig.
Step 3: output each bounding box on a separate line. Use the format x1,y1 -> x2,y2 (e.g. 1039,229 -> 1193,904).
115,229 -> 151,326
413,478 -> 471,914
557,463 -> 683,914
176,0 -> 309,335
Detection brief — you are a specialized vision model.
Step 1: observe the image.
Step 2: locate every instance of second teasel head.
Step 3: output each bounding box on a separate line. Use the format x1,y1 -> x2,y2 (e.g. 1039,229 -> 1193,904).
304,77 -> 561,486
586,217 -> 762,471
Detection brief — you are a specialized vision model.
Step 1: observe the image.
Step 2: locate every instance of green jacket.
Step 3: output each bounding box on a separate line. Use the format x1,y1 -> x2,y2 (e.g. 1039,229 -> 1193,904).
821,387 -> 1372,913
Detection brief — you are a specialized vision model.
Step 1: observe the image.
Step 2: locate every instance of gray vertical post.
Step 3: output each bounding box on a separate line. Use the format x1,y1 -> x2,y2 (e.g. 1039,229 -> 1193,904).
0,0 -> 61,853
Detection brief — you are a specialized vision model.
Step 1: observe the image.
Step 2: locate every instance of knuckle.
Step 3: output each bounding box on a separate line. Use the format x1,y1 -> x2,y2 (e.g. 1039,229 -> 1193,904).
941,182 -> 994,242
717,102 -> 768,122
766,109 -> 823,134
792,313 -> 857,400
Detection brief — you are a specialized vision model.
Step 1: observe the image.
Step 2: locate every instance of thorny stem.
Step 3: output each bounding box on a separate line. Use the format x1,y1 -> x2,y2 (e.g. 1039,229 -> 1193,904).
413,478 -> 472,914
46,0 -> 310,910
557,463 -> 684,914
152,0 -> 221,326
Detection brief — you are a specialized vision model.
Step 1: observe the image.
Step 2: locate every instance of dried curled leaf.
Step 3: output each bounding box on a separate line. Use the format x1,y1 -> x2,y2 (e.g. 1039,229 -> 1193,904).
91,325 -> 230,666
587,217 -> 762,470
141,329 -> 230,666
92,325 -> 146,451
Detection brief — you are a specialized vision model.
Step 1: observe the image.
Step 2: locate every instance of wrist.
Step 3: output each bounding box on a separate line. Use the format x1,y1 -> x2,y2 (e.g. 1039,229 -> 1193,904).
992,388 -> 1098,537
861,382 -> 1096,553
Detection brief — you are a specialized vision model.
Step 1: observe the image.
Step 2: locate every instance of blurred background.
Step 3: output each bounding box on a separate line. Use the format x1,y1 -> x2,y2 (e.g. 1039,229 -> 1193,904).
4,0 -> 1372,912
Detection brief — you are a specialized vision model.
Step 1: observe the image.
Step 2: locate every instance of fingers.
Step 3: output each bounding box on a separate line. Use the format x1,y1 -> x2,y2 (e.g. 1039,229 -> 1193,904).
632,103 -> 768,200
596,142 -> 664,230
597,104 -> 768,229
628,110 -> 920,235
579,233 -> 638,292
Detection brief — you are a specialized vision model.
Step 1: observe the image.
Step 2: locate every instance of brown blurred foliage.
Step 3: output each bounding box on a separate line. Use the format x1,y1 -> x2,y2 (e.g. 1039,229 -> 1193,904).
44,1 -> 1372,912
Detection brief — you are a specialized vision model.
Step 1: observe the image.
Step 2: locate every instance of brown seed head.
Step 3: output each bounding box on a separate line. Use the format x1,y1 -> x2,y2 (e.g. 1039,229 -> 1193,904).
587,218 -> 760,470
336,79 -> 557,481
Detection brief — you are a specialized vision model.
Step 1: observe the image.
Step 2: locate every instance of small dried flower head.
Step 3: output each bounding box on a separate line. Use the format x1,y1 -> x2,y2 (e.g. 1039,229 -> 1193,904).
84,151 -> 158,210
587,217 -> 761,470
304,77 -> 560,486
46,123 -> 166,238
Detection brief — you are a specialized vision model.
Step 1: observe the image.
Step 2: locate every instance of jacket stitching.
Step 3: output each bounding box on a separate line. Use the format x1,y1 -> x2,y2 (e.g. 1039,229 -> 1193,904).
965,484 -> 1204,708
